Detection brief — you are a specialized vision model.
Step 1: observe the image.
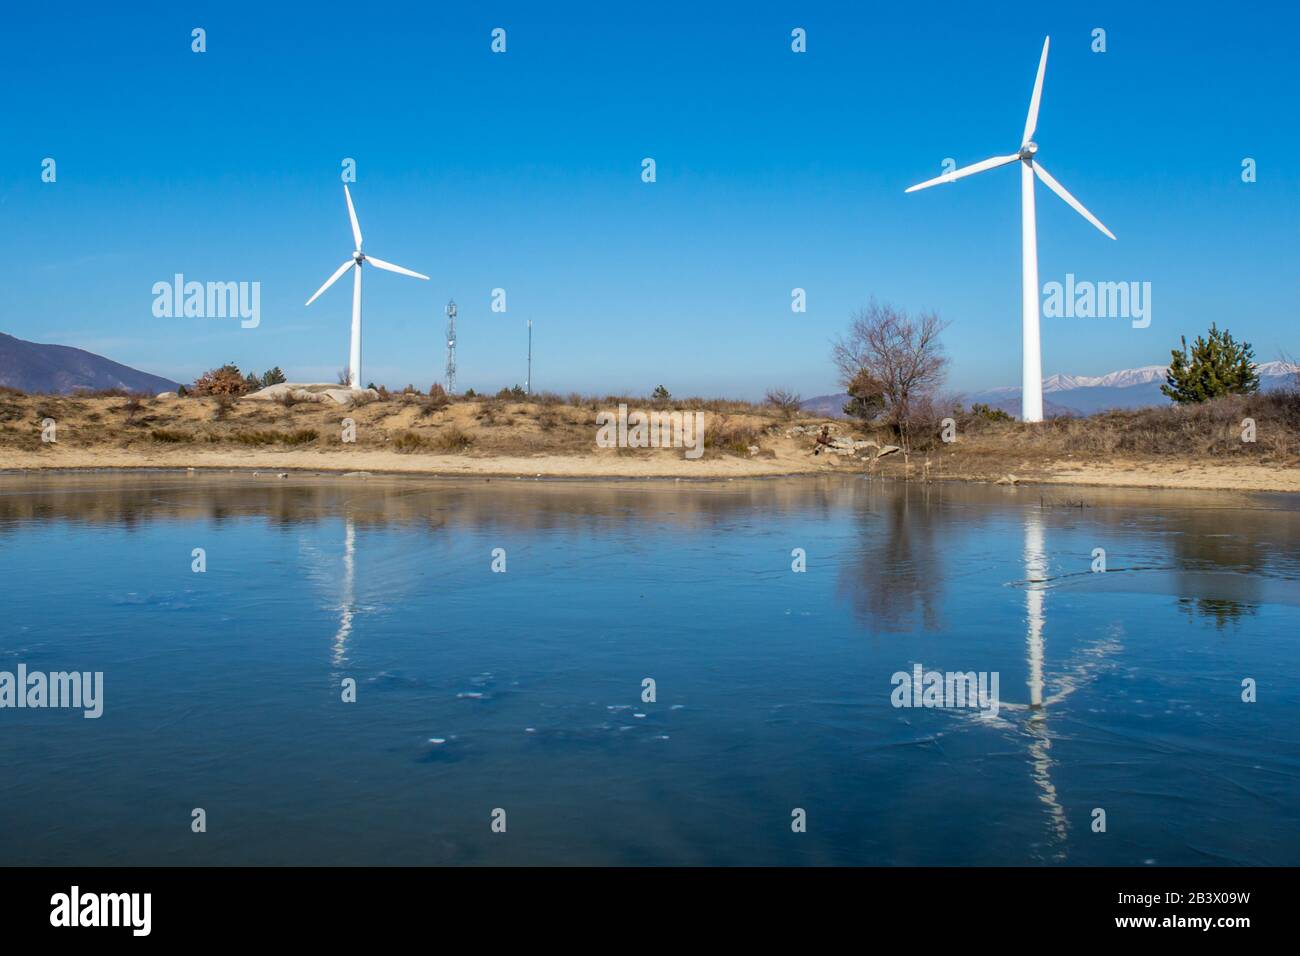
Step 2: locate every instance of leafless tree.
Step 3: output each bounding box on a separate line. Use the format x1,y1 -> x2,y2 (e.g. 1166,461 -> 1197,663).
831,300 -> 950,449
764,387 -> 803,418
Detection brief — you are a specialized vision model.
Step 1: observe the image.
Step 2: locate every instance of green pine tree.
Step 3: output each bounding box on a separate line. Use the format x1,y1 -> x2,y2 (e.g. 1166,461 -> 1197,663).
842,368 -> 886,422
1160,324 -> 1260,404
260,366 -> 287,387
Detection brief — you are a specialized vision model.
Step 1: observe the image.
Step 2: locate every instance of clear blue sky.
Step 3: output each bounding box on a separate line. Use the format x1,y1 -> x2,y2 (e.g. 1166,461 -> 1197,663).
1,0 -> 1295,399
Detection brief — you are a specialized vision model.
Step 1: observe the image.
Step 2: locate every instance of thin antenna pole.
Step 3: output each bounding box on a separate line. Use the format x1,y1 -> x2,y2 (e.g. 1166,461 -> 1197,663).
526,318 -> 532,397
445,299 -> 457,395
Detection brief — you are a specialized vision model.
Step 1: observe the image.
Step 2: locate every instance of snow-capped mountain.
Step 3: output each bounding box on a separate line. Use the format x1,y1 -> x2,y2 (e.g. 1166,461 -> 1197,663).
802,362 -> 1298,420
1041,365 -> 1168,392
970,361 -> 1297,416
1043,361 -> 1297,394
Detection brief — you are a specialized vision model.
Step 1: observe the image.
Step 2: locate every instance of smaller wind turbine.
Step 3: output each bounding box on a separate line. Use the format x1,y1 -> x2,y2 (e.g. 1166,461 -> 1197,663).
305,185 -> 429,390
905,36 -> 1115,423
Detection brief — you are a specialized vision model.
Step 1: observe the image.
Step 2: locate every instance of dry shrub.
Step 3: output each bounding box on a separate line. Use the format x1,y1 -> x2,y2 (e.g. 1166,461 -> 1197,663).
431,426 -> 474,452
764,388 -> 803,418
392,431 -> 429,453
476,401 -> 504,426
71,388 -> 134,399
704,415 -> 762,456
192,365 -> 249,396
212,396 -> 236,421
232,429 -> 319,446
420,386 -> 450,416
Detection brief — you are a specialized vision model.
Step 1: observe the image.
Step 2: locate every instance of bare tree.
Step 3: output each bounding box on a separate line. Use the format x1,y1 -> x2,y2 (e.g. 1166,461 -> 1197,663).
831,300 -> 950,449
764,387 -> 803,418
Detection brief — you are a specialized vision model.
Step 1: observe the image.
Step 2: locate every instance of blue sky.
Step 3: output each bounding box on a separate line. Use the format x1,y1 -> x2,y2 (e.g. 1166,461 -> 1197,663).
1,0 -> 1295,399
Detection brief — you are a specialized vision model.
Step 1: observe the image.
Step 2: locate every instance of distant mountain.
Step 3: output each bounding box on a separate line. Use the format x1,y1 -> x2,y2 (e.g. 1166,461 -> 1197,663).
799,393 -> 852,419
970,361 -> 1297,416
0,332 -> 180,395
803,361 -> 1298,420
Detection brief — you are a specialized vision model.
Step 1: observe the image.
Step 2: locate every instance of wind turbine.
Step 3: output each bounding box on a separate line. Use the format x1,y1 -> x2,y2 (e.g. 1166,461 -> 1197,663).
305,185 -> 429,390
905,36 -> 1115,423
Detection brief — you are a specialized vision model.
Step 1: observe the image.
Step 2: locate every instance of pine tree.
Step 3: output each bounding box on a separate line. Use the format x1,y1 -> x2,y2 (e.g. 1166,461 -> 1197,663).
260,366 -> 287,387
1160,324 -> 1260,404
842,368 -> 886,422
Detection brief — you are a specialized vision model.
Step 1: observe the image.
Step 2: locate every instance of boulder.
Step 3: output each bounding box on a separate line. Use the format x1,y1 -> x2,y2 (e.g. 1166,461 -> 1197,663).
245,382 -> 379,406
995,474 -> 1019,485
875,444 -> 901,458
788,423 -> 840,437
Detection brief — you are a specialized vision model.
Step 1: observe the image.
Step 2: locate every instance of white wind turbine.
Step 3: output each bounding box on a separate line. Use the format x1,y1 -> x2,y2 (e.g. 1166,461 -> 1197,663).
905,36 -> 1115,423
305,185 -> 429,390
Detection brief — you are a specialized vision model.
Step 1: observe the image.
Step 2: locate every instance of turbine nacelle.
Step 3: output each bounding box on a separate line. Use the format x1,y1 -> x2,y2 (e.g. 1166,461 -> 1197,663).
353,251 -> 365,264
1020,142 -> 1038,160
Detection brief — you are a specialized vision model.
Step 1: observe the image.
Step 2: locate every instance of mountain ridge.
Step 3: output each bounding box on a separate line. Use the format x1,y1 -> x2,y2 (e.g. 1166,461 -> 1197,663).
0,332 -> 181,395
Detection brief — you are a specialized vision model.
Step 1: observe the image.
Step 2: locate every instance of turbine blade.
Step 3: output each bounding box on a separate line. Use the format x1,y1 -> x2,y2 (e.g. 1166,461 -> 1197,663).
365,256 -> 430,280
344,184 -> 363,250
305,260 -> 355,306
905,154 -> 1020,193
1033,162 -> 1116,240
1022,36 -> 1050,146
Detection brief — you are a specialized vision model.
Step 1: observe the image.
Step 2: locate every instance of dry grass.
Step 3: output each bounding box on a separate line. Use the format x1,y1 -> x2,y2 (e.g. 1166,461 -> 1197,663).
932,389 -> 1300,462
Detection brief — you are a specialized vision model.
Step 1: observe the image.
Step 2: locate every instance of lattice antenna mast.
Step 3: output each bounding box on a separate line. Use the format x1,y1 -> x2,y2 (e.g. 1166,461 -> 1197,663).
445,299 -> 457,395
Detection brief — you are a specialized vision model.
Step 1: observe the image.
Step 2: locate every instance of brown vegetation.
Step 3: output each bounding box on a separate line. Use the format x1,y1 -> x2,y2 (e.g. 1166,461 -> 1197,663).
1,386 -> 1297,491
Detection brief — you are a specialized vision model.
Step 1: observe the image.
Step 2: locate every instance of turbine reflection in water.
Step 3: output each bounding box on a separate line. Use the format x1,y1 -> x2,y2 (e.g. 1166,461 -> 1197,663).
333,515 -> 356,670
1022,509 -> 1069,854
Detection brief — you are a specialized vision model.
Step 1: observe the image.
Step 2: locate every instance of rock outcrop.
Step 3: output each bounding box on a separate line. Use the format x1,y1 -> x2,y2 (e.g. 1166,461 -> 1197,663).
244,383 -> 380,406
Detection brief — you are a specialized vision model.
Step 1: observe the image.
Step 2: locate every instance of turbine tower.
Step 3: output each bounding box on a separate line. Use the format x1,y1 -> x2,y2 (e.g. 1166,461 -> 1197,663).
905,36 -> 1115,423
445,299 -> 457,395
305,185 -> 429,390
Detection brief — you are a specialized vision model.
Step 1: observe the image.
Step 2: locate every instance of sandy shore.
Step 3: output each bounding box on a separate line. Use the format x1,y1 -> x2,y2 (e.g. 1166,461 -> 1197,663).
4,446 -> 1297,493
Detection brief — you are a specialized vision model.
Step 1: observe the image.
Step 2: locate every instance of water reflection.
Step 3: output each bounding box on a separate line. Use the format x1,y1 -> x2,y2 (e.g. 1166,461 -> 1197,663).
334,516 -> 356,669
1178,596 -> 1257,629
837,484 -> 946,632
1021,510 -> 1068,852
940,507 -> 1130,860
0,472 -> 1297,865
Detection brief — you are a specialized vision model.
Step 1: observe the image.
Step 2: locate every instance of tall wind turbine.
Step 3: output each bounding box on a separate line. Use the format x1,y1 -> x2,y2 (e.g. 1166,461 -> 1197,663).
305,185 -> 429,390
905,36 -> 1115,423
